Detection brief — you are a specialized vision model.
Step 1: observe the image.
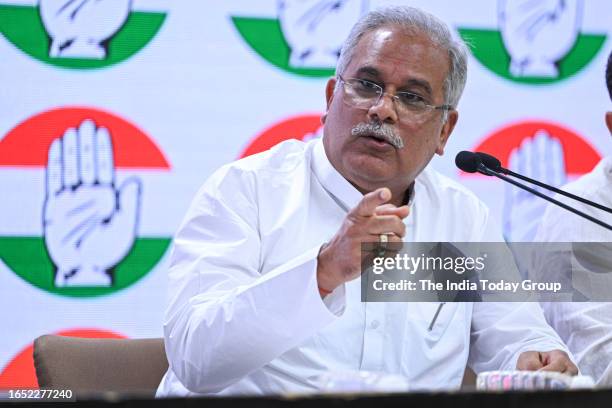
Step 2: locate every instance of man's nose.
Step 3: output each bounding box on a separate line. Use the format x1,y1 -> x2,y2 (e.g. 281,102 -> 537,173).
368,93 -> 398,124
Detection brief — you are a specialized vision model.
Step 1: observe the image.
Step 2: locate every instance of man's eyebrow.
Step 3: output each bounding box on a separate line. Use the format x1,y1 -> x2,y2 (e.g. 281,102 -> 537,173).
354,66 -> 434,96
401,78 -> 433,97
355,66 -> 381,79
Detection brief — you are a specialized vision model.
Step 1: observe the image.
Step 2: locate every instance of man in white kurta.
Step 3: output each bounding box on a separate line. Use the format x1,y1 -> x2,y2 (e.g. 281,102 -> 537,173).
535,157 -> 612,386
157,138 -> 571,396
157,6 -> 575,397
534,50 -> 612,386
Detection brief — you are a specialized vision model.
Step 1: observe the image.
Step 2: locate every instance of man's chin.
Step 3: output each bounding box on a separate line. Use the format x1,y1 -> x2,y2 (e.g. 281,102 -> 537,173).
344,161 -> 397,188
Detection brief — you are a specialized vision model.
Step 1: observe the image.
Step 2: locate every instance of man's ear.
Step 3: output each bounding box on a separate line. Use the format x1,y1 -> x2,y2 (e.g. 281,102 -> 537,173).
606,111 -> 612,135
322,77 -> 337,124
325,77 -> 337,108
435,110 -> 458,155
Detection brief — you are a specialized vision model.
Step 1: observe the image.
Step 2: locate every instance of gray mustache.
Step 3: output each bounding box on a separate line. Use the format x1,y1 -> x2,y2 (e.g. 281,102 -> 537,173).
351,122 -> 404,149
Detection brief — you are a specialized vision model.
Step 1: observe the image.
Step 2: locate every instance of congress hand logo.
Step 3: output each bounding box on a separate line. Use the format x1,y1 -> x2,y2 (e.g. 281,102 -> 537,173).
231,0 -> 368,77
503,131 -> 566,242
0,107 -> 171,297
499,0 -> 582,78
457,0 -> 604,84
461,121 -> 601,242
0,1 -> 166,69
44,119 -> 141,287
278,0 -> 367,69
39,0 -> 131,59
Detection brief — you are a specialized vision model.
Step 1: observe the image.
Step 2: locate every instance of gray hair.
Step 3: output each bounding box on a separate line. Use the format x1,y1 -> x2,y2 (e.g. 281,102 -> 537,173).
335,6 -> 469,117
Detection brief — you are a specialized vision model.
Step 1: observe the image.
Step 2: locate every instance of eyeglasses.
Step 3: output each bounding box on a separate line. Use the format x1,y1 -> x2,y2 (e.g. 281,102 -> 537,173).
337,75 -> 452,120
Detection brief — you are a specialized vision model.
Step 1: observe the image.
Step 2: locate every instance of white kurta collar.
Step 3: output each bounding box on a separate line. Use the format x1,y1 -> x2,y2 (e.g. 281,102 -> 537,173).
312,137 -> 364,212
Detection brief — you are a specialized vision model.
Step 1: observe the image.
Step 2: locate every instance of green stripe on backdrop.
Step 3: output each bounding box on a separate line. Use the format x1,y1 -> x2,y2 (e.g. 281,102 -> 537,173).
457,28 -> 606,85
0,5 -> 166,69
231,16 -> 334,78
0,237 -> 171,297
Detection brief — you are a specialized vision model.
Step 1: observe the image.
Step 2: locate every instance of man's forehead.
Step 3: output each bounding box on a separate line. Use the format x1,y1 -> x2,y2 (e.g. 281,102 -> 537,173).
345,26 -> 449,92
350,25 -> 446,66
364,26 -> 395,48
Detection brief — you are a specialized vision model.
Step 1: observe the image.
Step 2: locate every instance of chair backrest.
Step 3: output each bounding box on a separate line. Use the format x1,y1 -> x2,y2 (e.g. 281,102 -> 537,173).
33,335 -> 168,397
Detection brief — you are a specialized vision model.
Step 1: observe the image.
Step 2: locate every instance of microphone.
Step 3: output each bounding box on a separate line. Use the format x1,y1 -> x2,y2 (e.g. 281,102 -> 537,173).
455,151 -> 612,232
455,151 -> 483,174
475,152 -> 502,172
475,152 -> 612,215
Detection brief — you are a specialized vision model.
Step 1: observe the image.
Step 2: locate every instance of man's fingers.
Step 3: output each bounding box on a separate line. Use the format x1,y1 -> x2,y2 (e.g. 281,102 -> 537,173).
375,204 -> 410,219
565,362 -> 579,376
516,351 -> 545,371
518,350 -> 579,375
378,233 -> 403,251
354,188 -> 391,217
539,351 -> 579,375
368,215 -> 406,237
375,204 -> 395,212
362,232 -> 403,258
539,358 -> 568,373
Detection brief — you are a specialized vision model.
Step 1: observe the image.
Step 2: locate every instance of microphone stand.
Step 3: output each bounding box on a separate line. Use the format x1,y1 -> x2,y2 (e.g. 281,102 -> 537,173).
496,166 -> 612,214
477,164 -> 612,232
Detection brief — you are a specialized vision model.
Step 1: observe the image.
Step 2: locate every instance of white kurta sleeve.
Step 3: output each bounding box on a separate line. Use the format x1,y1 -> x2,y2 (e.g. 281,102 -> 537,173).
469,302 -> 570,373
163,165 -> 344,393
468,205 -> 572,373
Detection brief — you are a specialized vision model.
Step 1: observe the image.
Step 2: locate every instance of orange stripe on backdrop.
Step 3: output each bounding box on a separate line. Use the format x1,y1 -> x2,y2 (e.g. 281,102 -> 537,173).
0,107 -> 170,169
472,121 -> 601,176
0,328 -> 125,390
239,114 -> 323,158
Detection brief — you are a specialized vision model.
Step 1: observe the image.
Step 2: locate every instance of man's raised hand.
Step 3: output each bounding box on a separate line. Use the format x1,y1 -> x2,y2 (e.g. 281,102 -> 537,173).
316,187 -> 409,295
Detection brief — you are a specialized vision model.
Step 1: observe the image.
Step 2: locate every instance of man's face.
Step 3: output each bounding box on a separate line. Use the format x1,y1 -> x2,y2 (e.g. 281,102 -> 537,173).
322,25 -> 458,195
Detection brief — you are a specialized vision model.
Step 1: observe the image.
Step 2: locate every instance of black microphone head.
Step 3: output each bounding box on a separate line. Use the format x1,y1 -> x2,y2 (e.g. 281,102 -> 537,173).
476,152 -> 502,171
455,151 -> 481,173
